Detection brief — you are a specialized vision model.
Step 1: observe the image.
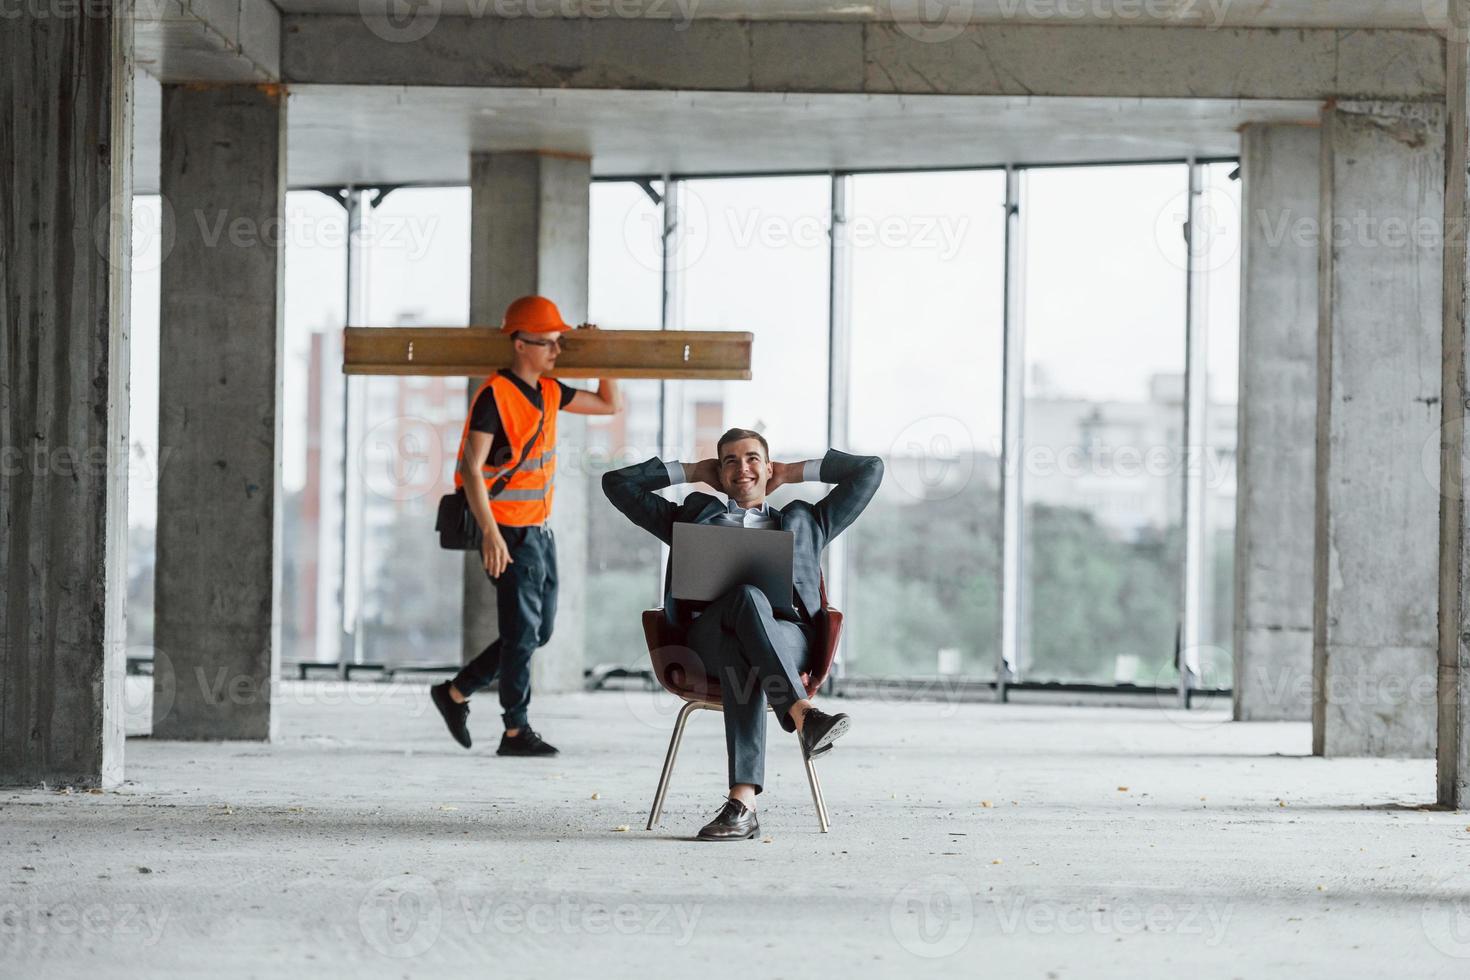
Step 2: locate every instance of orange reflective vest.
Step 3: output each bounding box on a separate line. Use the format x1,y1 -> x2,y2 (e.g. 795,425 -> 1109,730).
453,374 -> 561,526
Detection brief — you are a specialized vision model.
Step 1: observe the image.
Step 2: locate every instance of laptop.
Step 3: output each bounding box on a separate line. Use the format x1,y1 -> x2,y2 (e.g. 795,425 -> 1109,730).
670,522 -> 797,618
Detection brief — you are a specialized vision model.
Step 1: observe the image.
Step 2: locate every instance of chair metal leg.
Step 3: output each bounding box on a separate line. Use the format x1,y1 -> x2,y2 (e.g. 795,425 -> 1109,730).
800,740 -> 831,833
647,700 -> 702,830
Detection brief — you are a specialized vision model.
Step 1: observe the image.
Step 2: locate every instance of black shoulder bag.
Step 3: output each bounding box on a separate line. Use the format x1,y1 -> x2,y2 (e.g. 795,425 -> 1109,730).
434,408 -> 546,551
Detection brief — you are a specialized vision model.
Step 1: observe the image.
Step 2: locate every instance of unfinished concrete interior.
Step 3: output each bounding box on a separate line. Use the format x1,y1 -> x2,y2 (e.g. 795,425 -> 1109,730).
8,1 -> 1470,976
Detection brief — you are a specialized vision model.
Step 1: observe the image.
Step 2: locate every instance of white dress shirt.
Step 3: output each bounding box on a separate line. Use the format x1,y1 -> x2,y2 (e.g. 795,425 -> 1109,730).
663,458 -> 824,531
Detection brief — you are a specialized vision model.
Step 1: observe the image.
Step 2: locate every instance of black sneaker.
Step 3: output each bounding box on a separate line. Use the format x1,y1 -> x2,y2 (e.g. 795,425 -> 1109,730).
497,726 -> 559,757
430,682 -> 472,749
799,707 -> 850,758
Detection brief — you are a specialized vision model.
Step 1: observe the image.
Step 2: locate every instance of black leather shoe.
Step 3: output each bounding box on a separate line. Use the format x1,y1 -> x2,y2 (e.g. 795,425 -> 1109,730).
800,707 -> 850,758
497,726 -> 559,757
430,682 -> 471,749
696,798 -> 759,841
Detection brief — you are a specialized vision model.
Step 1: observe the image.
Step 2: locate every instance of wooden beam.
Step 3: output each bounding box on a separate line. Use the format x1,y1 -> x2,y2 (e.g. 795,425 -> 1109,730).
342,327 -> 753,380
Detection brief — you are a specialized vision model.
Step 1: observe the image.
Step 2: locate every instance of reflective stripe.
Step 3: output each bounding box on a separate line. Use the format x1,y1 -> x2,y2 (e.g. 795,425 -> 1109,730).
480,448 -> 557,477
494,486 -> 551,502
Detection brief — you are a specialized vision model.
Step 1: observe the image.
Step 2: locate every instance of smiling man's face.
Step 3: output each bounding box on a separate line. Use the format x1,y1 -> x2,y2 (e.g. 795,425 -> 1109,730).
718,437 -> 771,506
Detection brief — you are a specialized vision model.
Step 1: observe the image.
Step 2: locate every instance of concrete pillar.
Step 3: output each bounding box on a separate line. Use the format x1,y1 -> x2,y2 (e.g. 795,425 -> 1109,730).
153,85 -> 285,740
1313,102 -> 1442,758
1232,125 -> 1320,722
462,152 -> 591,698
0,6 -> 133,786
1437,21 -> 1470,808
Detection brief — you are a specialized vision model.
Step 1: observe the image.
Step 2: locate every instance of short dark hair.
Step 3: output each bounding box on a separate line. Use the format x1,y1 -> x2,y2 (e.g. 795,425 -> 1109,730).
716,427 -> 769,461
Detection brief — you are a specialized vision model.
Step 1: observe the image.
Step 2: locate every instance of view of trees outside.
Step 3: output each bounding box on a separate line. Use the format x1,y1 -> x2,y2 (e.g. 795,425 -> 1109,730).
584,181 -> 665,671
125,164 -> 1240,689
843,170 -> 1005,679
1198,160 -> 1242,690
356,188 -> 469,666
1020,164 -> 1190,684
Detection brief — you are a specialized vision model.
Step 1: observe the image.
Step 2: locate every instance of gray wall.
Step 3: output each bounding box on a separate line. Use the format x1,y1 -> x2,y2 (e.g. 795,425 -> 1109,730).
1,8 -> 132,786
153,84 -> 285,741
462,151 -> 591,702
1233,124 -> 1320,722
1313,102 -> 1443,758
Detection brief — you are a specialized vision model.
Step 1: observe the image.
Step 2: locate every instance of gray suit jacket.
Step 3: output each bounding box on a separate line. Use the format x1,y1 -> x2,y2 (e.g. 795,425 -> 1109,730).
600,449 -> 885,626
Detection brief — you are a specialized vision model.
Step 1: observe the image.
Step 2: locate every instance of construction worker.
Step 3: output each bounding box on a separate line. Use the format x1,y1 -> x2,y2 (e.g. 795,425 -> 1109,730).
430,295 -> 623,756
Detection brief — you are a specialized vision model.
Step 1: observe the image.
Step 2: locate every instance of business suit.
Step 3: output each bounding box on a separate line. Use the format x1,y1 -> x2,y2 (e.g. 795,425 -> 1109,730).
601,449 -> 884,793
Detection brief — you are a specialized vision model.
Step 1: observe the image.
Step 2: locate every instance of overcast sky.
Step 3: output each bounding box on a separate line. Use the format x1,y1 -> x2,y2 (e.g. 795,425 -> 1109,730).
125,163 -> 1238,528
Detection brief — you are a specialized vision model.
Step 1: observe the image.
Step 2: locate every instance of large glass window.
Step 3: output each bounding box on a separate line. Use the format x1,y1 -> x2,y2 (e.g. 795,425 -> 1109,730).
355,187 -> 470,667
1019,164 -> 1190,684
842,171 -> 1006,678
281,191 -> 349,666
585,181 -> 665,670
1198,161 -> 1241,689
125,197 -> 163,676
670,177 -> 831,468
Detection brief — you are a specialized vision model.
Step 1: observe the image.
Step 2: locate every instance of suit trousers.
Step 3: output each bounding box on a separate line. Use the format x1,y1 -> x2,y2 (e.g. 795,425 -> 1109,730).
686,584 -> 813,794
452,524 -> 558,729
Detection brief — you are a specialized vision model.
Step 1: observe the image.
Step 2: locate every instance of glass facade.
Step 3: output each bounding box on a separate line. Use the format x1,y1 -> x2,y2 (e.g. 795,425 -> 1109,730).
1019,164 -> 1189,685
842,170 -> 1005,679
129,161 -> 1241,693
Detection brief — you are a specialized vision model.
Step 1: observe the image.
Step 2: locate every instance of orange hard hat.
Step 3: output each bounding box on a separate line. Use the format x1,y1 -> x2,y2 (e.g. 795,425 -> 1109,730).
501,295 -> 569,334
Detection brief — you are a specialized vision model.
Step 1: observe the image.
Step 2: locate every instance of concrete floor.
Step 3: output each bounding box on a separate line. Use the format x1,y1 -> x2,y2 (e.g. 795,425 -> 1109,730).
5,681 -> 1470,978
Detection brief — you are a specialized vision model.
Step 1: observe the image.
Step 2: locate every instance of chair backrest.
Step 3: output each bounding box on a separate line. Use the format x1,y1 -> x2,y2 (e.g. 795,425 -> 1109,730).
643,573 -> 842,701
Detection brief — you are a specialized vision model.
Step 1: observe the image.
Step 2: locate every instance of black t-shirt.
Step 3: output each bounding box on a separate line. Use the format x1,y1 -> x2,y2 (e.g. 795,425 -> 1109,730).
468,370 -> 579,469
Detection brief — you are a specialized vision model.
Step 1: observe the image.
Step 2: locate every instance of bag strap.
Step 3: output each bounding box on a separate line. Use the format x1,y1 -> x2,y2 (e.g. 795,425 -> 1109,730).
487,403 -> 547,499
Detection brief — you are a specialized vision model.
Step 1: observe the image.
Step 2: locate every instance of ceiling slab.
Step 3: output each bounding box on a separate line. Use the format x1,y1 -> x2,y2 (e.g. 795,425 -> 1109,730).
274,0 -> 1452,30
130,78 -> 1318,194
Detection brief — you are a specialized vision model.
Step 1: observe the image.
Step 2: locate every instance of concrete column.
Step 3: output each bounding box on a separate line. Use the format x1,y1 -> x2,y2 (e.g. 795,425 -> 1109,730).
153,85 -> 285,740
1232,125 -> 1320,722
1313,102 -> 1443,758
463,152 -> 591,698
1437,21 -> 1470,808
1,6 -> 133,786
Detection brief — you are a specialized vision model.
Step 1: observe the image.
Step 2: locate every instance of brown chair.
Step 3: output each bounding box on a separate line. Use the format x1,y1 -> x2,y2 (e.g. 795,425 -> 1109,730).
640,586 -> 843,833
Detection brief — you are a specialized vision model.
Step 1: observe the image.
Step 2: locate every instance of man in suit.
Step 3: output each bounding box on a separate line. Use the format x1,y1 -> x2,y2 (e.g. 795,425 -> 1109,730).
602,428 -> 884,840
